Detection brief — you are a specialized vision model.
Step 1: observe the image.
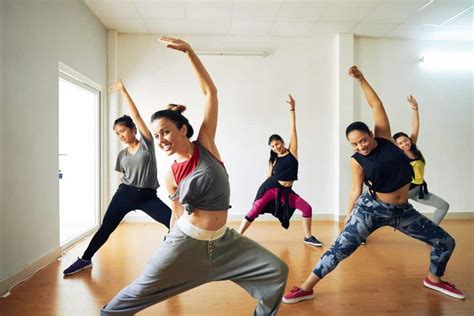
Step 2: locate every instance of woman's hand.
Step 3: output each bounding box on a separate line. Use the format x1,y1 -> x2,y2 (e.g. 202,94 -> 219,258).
407,95 -> 418,110
286,94 -> 295,111
348,65 -> 364,80
349,65 -> 391,139
109,80 -> 125,93
110,80 -> 152,140
160,36 -> 220,160
159,37 -> 192,53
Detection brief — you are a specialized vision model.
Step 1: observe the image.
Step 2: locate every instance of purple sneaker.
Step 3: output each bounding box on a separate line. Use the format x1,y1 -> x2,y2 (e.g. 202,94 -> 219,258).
63,257 -> 92,276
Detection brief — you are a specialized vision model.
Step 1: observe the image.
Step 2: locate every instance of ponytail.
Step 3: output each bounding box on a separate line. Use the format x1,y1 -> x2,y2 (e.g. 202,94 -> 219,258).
269,150 -> 277,164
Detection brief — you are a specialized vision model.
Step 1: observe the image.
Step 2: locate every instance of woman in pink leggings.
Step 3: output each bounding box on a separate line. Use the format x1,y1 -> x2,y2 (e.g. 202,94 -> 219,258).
238,95 -> 323,247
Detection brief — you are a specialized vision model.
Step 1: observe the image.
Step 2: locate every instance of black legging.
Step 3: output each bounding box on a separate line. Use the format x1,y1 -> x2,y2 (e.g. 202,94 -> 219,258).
82,184 -> 171,260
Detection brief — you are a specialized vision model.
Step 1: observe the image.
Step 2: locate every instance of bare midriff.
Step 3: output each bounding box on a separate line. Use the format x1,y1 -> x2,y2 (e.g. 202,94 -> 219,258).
182,209 -> 228,231
374,183 -> 410,204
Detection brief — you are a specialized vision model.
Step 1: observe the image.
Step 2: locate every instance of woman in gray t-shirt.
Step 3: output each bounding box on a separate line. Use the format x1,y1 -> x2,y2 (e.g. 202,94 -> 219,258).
63,81 -> 171,276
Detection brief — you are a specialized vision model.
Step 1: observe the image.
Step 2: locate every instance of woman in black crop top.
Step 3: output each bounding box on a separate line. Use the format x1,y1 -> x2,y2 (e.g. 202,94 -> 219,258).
283,66 -> 464,304
393,95 -> 449,225
238,95 -> 323,247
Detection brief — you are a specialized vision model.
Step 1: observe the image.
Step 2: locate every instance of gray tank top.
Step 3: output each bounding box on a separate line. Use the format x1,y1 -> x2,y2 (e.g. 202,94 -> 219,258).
169,142 -> 231,214
115,132 -> 160,189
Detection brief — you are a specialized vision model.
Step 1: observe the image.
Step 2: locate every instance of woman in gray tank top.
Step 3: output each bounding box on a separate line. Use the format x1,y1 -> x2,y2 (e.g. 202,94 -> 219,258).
100,37 -> 288,316
63,81 -> 171,276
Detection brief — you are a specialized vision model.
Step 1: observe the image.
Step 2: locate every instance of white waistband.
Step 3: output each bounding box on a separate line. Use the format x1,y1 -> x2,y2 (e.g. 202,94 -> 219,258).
177,216 -> 227,241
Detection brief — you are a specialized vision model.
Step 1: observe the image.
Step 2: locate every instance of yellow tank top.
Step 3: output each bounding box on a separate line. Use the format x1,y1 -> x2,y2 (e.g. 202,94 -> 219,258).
410,159 -> 425,185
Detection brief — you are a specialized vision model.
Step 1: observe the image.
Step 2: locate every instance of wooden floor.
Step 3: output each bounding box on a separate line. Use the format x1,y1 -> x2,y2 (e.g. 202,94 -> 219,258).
1,219 -> 473,316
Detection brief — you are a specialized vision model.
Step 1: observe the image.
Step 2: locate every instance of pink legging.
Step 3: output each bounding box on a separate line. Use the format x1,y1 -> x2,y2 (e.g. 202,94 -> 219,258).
246,188 -> 312,221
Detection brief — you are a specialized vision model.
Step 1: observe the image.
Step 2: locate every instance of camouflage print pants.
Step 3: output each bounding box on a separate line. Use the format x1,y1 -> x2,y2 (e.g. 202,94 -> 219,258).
313,192 -> 455,278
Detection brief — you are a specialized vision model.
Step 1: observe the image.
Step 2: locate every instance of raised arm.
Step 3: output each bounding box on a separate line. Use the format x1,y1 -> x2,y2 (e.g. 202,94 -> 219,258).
407,95 -> 420,144
159,37 -> 220,159
110,81 -> 152,141
344,158 -> 364,224
287,94 -> 298,159
348,66 -> 391,140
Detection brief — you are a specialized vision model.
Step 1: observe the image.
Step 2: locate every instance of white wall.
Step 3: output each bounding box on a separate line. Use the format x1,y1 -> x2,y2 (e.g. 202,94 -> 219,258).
0,0 -> 5,278
116,34 -> 338,219
336,34 -> 354,218
1,0 -> 107,281
116,34 -> 474,221
354,37 -> 473,213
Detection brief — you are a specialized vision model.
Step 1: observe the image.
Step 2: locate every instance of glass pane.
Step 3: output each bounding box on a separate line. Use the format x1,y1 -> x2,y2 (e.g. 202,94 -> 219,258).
59,77 -> 99,245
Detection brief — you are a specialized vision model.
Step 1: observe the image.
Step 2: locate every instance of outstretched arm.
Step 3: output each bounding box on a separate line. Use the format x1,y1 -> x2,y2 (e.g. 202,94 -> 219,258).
344,159 -> 364,224
159,37 -> 220,159
348,66 -> 391,140
287,94 -> 298,159
110,81 -> 152,141
407,95 -> 420,144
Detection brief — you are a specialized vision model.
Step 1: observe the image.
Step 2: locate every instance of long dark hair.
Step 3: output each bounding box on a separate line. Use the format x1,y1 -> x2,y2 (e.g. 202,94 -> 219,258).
393,132 -> 425,162
268,134 -> 284,163
113,115 -> 136,133
150,104 -> 194,138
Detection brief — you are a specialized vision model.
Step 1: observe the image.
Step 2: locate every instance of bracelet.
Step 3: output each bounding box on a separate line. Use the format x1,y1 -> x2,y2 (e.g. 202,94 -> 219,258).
412,107 -> 418,110
290,109 -> 295,111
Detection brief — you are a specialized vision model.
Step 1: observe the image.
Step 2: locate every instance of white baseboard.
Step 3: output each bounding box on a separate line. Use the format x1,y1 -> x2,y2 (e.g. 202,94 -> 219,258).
124,213 -> 340,222
336,211 -> 474,223
226,213 -> 339,222
0,247 -> 62,297
125,211 -> 474,223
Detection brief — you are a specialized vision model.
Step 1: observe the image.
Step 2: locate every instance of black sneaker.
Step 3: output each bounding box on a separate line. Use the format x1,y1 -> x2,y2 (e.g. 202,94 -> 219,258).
63,257 -> 92,276
303,236 -> 323,247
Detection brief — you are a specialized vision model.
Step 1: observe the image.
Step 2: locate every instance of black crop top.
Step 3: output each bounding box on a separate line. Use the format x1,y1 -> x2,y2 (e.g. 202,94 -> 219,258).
272,151 -> 298,181
352,138 -> 413,194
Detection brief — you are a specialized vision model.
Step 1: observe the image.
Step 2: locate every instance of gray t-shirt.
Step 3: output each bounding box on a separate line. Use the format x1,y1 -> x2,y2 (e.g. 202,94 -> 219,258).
115,132 -> 160,189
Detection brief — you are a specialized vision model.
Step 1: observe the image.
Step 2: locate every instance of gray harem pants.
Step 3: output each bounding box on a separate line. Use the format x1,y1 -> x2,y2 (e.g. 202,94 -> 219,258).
101,216 -> 288,315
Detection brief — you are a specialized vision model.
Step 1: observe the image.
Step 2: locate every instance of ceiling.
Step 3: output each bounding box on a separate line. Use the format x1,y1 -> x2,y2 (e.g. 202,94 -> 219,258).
83,0 -> 474,41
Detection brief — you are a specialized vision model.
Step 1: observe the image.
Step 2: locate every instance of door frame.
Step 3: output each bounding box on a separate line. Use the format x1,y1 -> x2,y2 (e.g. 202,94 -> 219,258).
58,62 -> 107,251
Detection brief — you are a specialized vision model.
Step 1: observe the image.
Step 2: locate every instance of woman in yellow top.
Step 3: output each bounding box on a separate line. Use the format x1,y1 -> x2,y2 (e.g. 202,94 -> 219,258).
393,95 -> 449,225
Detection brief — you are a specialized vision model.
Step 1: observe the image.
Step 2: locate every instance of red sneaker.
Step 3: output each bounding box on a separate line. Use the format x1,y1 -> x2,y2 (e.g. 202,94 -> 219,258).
423,277 -> 465,300
282,286 -> 314,304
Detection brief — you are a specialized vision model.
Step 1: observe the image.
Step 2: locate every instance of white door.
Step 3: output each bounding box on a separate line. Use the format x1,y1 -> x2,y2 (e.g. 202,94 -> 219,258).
59,73 -> 100,245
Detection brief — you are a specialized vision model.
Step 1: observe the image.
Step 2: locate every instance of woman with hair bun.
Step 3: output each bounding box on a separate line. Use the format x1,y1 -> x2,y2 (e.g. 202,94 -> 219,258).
101,37 -> 288,316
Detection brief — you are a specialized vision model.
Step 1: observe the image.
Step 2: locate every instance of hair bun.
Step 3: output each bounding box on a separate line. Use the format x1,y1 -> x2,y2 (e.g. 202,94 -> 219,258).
167,103 -> 187,113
